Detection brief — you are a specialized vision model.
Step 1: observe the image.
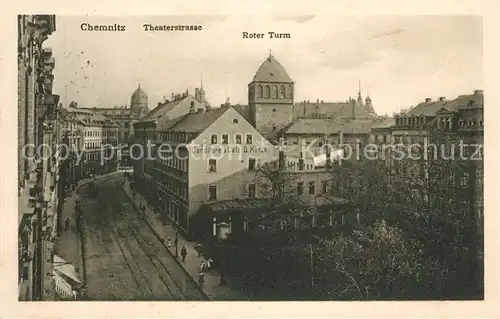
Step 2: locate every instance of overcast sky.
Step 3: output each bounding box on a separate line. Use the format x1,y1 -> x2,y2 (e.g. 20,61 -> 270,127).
44,15 -> 482,115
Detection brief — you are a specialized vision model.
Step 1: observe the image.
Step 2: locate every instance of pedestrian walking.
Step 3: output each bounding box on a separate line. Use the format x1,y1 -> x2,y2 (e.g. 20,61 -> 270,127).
206,257 -> 213,270
200,260 -> 206,272
167,238 -> 172,248
181,245 -> 187,262
64,217 -> 70,231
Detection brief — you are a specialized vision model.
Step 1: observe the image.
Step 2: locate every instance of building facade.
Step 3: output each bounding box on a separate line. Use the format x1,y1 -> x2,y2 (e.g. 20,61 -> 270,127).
17,15 -> 61,301
61,106 -> 119,180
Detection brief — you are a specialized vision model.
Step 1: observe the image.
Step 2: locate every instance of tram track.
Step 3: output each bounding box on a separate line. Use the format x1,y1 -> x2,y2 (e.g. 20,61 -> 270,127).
89,177 -> 205,300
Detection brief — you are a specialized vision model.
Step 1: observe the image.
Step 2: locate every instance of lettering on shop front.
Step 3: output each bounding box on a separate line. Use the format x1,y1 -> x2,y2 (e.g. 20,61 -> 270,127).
191,145 -> 269,154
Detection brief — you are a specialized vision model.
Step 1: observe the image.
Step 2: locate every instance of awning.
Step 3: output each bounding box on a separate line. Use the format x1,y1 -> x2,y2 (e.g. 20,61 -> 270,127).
53,254 -> 81,284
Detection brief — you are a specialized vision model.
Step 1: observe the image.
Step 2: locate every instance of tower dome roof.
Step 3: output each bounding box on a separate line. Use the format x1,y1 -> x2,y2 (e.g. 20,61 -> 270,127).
131,84 -> 148,106
252,54 -> 293,83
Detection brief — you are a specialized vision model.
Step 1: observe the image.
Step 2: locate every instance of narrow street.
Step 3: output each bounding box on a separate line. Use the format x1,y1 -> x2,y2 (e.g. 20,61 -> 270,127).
78,175 -> 207,300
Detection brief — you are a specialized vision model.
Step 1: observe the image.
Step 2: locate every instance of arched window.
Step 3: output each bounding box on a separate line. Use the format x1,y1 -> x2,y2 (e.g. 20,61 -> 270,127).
272,85 -> 278,98
288,85 -> 293,99
264,85 -> 271,99
280,85 -> 286,99
257,85 -> 263,98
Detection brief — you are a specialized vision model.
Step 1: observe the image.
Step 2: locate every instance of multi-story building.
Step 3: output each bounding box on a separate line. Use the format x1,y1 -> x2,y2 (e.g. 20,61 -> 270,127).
17,15 -> 60,301
62,105 -> 119,179
79,84 -> 148,143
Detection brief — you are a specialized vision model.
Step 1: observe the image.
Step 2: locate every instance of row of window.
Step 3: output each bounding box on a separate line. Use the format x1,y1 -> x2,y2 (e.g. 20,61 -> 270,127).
210,133 -> 253,145
297,180 -> 329,196
253,84 -> 293,100
157,196 -> 188,229
84,130 -> 111,137
156,155 -> 188,172
207,180 -> 330,201
156,172 -> 189,200
84,141 -> 104,149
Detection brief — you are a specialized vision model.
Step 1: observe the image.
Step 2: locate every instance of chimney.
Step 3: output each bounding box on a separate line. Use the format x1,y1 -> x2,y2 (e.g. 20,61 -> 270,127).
425,98 -> 432,103
197,108 -> 204,113
189,101 -> 196,113
474,89 -> 483,95
171,93 -> 174,99
439,96 -> 446,102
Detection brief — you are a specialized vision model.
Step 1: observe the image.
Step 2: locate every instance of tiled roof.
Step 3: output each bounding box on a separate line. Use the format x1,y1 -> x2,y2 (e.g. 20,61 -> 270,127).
284,118 -> 375,135
298,101 -> 374,119
168,106 -> 232,133
406,92 -> 484,117
252,55 -> 293,83
370,118 -> 396,130
141,94 -> 202,122
64,107 -> 116,126
233,104 -> 251,122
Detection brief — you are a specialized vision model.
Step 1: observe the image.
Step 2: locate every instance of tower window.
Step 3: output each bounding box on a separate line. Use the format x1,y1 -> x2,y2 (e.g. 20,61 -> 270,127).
233,119 -> 238,124
272,109 -> 276,112
257,85 -> 263,98
264,85 -> 271,99
280,85 -> 286,99
272,85 -> 278,98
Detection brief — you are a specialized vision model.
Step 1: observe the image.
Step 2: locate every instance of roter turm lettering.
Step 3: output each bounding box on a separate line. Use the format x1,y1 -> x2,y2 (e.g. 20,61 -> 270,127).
242,32 -> 291,39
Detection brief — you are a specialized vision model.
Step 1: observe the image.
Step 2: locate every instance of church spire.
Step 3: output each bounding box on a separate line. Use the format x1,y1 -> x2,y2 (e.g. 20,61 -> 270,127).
200,73 -> 204,90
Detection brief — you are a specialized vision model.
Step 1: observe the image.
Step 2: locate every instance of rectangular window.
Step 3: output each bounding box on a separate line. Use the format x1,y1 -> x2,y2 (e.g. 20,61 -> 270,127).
248,184 -> 256,199
209,185 -> 217,201
297,182 -> 304,195
248,158 -> 256,171
246,134 -> 253,144
208,159 -> 217,172
309,181 -> 316,195
211,134 -> 218,144
221,134 -> 229,144
322,180 -> 328,194
235,134 -> 242,144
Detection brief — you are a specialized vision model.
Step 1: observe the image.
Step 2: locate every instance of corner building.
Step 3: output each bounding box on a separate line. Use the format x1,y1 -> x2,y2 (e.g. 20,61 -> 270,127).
134,103 -> 276,235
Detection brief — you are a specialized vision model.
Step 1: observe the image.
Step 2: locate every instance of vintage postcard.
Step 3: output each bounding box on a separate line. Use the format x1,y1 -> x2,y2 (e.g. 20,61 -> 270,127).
1,2 -> 499,319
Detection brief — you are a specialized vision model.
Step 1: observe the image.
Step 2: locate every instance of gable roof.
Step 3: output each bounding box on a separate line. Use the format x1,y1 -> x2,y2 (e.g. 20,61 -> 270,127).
141,94 -> 202,123
299,101 -> 374,119
406,92 -> 484,117
168,106 -> 232,133
283,118 -> 376,135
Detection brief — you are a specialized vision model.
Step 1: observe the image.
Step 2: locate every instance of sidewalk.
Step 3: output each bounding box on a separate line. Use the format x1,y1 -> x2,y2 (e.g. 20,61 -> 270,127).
54,172 -> 121,295
122,180 -> 249,301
